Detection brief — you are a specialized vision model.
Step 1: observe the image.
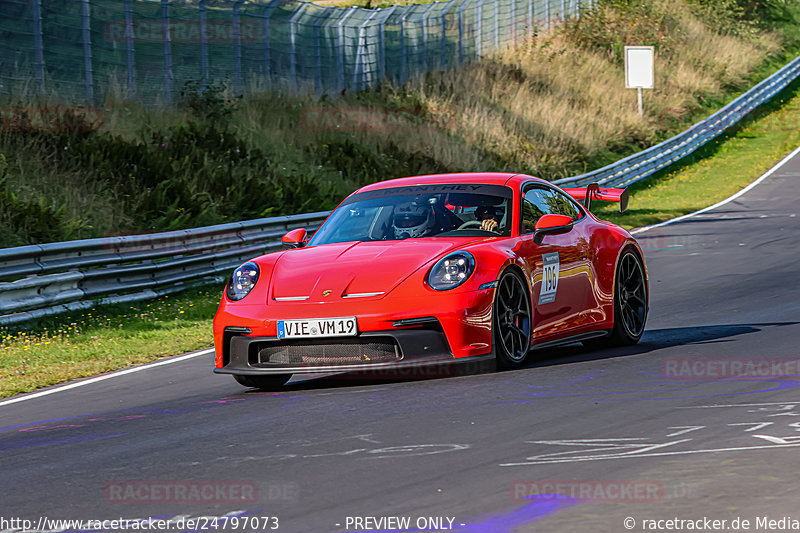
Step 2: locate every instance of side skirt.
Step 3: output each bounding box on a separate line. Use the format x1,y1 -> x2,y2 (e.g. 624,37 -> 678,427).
530,330 -> 611,351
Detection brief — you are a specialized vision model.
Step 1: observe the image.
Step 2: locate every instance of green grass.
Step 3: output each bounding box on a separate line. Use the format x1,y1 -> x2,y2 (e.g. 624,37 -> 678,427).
0,286 -> 219,398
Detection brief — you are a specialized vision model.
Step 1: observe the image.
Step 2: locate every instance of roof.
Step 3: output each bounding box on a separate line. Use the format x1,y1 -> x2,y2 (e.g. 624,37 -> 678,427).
354,172 -> 546,193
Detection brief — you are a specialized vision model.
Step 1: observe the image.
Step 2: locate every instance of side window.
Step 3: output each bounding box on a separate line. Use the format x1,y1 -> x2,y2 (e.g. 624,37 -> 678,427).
521,188 -> 550,234
547,189 -> 582,220
521,186 -> 583,234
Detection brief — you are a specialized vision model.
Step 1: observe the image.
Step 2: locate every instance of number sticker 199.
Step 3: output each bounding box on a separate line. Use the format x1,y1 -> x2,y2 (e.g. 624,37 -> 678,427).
538,252 -> 560,305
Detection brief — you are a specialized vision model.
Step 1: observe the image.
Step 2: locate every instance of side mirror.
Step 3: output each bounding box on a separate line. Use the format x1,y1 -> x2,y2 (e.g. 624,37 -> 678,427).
533,214 -> 573,244
281,228 -> 308,249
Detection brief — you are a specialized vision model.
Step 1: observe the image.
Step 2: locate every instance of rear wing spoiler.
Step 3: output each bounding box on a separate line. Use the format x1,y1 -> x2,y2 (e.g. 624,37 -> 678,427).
562,183 -> 629,213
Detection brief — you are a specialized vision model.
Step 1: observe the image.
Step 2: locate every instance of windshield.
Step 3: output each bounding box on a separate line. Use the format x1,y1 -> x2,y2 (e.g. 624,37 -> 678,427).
309,184 -> 513,246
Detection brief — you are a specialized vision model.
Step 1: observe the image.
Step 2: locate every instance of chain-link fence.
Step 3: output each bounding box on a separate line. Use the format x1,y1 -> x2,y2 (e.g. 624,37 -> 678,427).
0,0 -> 589,105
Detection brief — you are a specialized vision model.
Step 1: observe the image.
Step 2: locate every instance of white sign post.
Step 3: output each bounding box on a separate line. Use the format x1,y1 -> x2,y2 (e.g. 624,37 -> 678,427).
624,46 -> 654,116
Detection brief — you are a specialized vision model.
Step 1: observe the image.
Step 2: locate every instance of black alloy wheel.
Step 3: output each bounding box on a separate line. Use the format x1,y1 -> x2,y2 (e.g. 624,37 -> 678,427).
494,270 -> 532,369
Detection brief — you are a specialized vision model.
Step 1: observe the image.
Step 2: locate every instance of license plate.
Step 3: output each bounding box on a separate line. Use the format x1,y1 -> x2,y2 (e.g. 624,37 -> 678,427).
277,317 -> 358,339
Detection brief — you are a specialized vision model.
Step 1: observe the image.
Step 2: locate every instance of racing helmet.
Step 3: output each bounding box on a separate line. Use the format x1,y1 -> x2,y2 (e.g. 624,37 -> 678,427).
475,205 -> 503,222
393,200 -> 436,239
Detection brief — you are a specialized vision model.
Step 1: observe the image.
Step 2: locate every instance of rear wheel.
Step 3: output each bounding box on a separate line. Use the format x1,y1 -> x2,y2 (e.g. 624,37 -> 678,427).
493,270 -> 532,370
233,374 -> 290,390
585,249 -> 647,348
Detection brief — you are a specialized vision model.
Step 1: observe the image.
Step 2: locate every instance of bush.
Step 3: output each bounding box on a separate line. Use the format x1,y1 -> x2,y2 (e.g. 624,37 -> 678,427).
0,154 -> 69,247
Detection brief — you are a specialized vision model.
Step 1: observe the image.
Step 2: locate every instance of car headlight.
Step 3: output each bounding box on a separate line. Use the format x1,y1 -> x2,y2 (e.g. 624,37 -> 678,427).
428,251 -> 475,291
226,262 -> 260,301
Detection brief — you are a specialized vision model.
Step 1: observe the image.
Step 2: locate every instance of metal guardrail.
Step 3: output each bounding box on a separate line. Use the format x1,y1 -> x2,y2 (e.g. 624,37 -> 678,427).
0,212 -> 329,325
2,54 -> 799,326
554,54 -> 800,188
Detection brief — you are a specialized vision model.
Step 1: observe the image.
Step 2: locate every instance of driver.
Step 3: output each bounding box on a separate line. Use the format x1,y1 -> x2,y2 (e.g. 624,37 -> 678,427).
393,200 -> 437,239
475,205 -> 502,233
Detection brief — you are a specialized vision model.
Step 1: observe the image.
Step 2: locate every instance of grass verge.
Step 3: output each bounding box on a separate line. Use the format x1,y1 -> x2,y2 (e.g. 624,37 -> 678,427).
0,286 -> 219,398
2,76 -> 799,398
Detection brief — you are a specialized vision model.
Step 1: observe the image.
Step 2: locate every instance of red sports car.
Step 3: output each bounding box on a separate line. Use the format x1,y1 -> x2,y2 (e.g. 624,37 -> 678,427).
213,173 -> 648,389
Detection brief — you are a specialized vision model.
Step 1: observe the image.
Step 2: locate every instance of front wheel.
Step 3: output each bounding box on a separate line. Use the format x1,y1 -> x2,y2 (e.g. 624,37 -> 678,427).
493,270 -> 532,370
233,374 -> 290,390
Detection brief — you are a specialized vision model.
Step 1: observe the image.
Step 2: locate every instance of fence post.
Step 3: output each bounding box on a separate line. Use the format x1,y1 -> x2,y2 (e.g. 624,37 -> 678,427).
420,3 -> 436,72
493,0 -> 499,50
289,4 -> 307,92
199,0 -> 208,89
560,0 -> 565,20
337,8 -> 356,92
233,0 -> 245,94
457,0 -> 465,65
400,10 -> 409,85
261,0 -> 281,83
354,9 -> 380,91
161,0 -> 173,104
378,6 -> 395,85
30,0 -> 45,94
527,0 -> 532,38
80,0 -> 94,103
124,0 -> 136,94
476,0 -> 484,58
441,0 -> 457,70
510,0 -> 515,44
312,17 -> 322,94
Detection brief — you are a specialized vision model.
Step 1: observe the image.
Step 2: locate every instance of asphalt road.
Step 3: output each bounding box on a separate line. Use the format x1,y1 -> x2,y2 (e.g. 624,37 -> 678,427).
2,148 -> 800,533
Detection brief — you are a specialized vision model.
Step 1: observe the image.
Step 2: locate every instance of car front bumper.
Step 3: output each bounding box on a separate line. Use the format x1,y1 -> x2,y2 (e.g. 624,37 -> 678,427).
213,288 -> 495,375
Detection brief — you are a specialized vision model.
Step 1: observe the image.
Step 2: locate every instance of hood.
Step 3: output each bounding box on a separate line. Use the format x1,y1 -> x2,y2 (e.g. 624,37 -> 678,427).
268,239 -> 472,302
